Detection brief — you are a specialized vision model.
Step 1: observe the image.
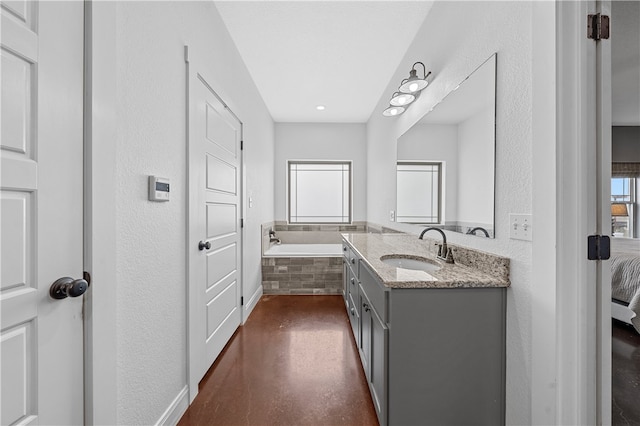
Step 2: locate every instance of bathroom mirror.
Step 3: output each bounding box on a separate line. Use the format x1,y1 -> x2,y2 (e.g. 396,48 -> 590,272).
396,53 -> 496,237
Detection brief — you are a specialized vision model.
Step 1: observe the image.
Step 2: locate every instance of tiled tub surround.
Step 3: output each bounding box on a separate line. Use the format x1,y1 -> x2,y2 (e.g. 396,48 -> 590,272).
259,223 -> 404,295
342,233 -> 510,288
261,257 -> 343,295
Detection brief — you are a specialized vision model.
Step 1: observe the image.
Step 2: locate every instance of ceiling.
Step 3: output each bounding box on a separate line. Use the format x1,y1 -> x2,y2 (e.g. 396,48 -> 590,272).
215,1 -> 434,123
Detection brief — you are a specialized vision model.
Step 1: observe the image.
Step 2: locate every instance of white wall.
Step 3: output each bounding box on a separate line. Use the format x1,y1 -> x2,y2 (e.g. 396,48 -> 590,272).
366,2 -> 533,424
274,123 -> 367,222
397,124 -> 459,223
114,2 -> 274,424
457,108 -> 494,226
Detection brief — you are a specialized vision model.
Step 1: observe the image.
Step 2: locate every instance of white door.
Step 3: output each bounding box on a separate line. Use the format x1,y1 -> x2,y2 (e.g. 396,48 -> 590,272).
186,50 -> 243,398
1,1 -> 84,424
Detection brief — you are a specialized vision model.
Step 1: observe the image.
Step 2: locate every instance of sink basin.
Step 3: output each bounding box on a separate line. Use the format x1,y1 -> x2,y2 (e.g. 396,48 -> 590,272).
380,256 -> 442,273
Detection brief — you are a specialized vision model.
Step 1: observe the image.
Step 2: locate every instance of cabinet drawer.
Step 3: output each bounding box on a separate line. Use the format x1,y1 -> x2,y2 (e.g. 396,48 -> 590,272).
359,262 -> 388,323
342,242 -> 349,261
342,240 -> 360,278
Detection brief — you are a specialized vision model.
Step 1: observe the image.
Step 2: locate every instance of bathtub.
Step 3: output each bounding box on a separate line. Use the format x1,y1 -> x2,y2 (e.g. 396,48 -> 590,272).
263,243 -> 343,257
261,244 -> 344,295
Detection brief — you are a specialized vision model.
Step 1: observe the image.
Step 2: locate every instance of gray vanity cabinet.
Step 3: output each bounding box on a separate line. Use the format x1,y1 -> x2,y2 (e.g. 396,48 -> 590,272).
359,283 -> 388,422
342,238 -> 506,426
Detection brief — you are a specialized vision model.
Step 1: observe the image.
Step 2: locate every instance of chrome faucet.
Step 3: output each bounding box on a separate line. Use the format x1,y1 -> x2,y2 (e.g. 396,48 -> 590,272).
418,227 -> 453,263
268,229 -> 281,245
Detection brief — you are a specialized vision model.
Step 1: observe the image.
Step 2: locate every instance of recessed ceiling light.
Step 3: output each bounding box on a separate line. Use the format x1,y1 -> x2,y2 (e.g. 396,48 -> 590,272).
316,105 -> 325,111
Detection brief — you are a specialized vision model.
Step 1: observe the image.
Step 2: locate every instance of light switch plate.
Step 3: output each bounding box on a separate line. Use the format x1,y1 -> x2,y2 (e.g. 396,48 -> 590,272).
389,210 -> 395,222
509,214 -> 532,241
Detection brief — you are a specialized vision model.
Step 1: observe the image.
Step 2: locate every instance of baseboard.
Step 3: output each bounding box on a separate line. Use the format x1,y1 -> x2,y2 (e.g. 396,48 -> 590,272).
243,284 -> 262,324
155,385 -> 189,426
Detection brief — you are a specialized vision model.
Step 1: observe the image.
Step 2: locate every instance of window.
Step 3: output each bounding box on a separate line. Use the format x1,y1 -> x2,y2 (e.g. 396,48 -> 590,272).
396,162 -> 442,224
611,177 -> 636,238
288,161 -> 351,224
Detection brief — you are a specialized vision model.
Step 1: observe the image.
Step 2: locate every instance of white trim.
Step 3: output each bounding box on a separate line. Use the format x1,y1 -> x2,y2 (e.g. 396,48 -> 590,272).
243,283 -> 263,324
83,2 -> 118,424
155,386 -> 189,426
554,1 -> 605,424
595,1 -> 612,423
530,1 -> 558,424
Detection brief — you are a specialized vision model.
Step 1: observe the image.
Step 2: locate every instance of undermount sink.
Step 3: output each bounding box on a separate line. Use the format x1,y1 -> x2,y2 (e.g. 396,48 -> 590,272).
380,255 -> 442,273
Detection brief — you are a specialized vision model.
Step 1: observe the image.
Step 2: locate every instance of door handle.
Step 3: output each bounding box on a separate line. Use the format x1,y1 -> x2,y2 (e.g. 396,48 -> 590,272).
50,277 -> 89,299
198,240 -> 211,251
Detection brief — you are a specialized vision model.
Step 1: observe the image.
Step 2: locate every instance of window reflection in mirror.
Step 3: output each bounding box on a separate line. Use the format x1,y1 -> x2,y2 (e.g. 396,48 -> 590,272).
396,53 -> 496,238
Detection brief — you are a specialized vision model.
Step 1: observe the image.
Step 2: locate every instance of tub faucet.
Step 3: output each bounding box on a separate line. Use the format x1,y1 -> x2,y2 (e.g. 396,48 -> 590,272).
418,227 -> 453,263
269,229 -> 281,245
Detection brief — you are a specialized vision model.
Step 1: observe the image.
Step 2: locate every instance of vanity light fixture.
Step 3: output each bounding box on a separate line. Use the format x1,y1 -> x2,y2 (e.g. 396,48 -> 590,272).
399,62 -> 432,94
389,91 -> 416,107
382,105 -> 406,117
383,62 -> 432,117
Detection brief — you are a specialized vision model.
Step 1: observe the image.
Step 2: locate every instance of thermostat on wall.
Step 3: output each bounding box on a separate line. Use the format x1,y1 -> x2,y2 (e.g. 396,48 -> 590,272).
149,176 -> 170,201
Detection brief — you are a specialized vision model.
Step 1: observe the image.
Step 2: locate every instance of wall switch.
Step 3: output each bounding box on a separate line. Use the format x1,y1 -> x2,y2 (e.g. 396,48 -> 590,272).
249,197 -> 253,208
390,210 -> 395,222
509,214 -> 532,241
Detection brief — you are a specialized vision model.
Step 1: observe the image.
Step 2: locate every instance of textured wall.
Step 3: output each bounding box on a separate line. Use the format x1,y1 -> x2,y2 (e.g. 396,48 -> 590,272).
365,2 -> 533,424
274,123 -> 367,222
115,2 -> 274,424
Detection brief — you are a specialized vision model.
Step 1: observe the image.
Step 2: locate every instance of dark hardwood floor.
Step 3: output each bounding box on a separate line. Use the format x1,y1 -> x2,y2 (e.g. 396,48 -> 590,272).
612,319 -> 640,426
178,295 -> 379,426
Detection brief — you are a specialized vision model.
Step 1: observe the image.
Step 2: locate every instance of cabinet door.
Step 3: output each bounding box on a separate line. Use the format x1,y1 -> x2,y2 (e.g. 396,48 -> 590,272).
360,290 -> 372,380
370,306 -> 388,424
342,259 -> 348,305
348,292 -> 359,346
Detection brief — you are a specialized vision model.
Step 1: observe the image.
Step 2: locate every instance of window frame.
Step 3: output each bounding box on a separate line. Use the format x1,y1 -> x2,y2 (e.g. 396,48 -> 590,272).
287,160 -> 353,225
611,176 -> 636,238
396,161 -> 443,225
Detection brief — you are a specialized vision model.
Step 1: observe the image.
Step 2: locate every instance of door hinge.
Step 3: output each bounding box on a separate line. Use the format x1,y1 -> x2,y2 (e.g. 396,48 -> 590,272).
241,296 -> 244,306
240,218 -> 244,228
240,140 -> 243,150
587,235 -> 611,260
588,13 -> 610,40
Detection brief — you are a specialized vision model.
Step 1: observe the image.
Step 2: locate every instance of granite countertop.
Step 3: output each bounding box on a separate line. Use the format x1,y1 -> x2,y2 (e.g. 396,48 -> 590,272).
342,233 -> 510,289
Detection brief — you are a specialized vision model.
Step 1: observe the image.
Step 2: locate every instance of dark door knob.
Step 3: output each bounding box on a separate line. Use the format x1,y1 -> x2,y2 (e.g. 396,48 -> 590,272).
199,240 -> 211,251
50,277 -> 89,299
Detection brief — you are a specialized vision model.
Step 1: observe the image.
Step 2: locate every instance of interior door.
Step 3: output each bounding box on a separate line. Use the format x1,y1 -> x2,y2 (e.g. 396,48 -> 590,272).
1,1 -> 84,424
187,51 -> 243,395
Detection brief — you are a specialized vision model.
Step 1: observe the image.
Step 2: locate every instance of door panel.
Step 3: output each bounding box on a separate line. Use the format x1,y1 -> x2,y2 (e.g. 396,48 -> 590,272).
206,280 -> 238,339
206,243 -> 236,290
0,192 -> 31,289
0,1 -> 84,424
206,103 -> 237,156
1,323 -> 34,426
206,203 -> 237,240
206,155 -> 237,194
